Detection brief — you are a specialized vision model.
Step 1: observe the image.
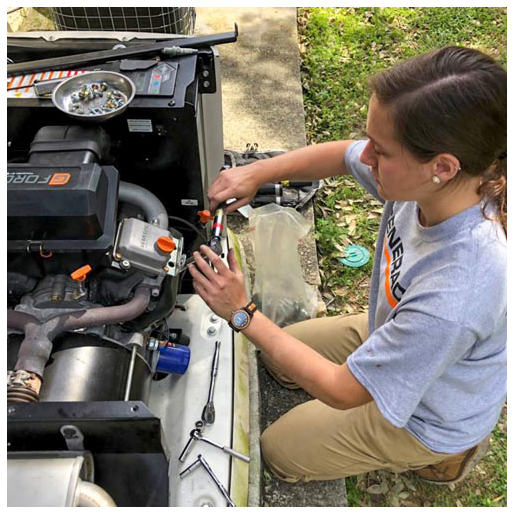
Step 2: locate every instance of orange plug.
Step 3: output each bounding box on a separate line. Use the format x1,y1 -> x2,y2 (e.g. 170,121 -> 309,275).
198,209 -> 214,224
71,264 -> 92,282
157,236 -> 176,253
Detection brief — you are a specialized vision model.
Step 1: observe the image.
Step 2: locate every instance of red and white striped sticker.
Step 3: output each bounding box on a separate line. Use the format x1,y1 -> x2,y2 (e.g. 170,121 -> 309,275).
7,70 -> 86,98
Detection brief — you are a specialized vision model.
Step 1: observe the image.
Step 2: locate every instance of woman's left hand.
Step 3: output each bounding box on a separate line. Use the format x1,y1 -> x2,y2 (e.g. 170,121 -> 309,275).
188,245 -> 249,321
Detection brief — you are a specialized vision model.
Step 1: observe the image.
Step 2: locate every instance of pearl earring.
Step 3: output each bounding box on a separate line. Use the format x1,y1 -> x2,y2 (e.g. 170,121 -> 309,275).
432,175 -> 441,184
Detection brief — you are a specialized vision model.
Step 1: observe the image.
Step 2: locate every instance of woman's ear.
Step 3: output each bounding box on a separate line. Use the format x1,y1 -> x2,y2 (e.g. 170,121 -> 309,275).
433,153 -> 461,182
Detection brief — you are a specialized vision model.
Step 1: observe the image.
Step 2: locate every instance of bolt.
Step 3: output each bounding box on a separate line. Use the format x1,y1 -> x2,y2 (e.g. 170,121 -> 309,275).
168,100 -> 175,107
120,260 -> 131,270
151,288 -> 160,297
210,314 -> 219,323
207,326 -> 217,336
203,81 -> 210,88
114,253 -> 122,260
202,70 -> 210,78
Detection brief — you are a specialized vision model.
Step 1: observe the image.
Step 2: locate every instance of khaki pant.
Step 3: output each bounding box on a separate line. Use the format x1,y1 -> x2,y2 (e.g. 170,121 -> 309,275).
260,313 -> 450,482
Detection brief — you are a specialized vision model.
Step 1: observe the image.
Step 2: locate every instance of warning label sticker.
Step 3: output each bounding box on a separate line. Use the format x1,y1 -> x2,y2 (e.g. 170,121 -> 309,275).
127,119 -> 153,133
7,70 -> 86,98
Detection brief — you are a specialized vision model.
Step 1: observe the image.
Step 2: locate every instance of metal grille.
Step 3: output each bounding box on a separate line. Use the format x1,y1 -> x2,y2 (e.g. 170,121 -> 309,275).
51,7 -> 196,35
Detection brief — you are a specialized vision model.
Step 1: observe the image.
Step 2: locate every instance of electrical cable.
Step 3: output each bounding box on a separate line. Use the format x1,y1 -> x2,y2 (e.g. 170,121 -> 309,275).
168,215 -> 208,244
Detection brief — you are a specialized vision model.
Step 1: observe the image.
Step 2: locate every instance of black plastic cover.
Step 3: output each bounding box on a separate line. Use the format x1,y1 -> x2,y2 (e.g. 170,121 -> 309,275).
29,125 -> 111,166
7,163 -> 119,252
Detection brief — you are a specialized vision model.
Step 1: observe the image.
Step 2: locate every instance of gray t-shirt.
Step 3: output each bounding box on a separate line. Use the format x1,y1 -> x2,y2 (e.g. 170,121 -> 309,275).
344,140 -> 507,454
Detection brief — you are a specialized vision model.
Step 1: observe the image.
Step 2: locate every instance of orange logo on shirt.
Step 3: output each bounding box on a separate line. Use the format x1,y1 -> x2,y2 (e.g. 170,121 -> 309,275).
49,173 -> 71,186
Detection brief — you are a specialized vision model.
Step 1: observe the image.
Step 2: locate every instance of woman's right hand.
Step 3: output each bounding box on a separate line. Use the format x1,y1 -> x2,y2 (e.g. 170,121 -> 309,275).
207,162 -> 262,213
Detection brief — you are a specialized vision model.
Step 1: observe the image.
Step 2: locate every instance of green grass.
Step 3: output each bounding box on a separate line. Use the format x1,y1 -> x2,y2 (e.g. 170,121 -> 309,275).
298,6 -> 507,508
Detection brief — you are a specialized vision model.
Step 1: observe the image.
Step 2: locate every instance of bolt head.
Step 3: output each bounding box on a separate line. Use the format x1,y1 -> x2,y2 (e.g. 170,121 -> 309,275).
207,326 -> 217,336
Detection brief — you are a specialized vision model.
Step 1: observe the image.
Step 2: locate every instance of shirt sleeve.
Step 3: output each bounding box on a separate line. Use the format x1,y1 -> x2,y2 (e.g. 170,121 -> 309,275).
346,308 -> 477,428
344,140 -> 384,203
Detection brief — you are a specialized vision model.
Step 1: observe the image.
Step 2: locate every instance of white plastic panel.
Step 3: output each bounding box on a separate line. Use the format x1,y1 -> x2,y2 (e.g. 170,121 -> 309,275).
148,293 -> 236,507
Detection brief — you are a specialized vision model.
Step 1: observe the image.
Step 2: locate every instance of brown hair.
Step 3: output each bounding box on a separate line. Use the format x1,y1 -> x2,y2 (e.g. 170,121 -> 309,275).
369,46 -> 507,234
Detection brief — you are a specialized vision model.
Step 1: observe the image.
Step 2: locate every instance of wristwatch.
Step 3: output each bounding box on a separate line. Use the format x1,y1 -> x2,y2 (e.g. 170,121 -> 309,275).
229,301 -> 257,332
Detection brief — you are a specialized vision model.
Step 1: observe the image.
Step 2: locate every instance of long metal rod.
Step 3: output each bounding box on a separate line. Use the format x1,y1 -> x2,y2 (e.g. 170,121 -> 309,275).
7,27 -> 238,76
123,345 -> 138,401
198,455 -> 236,507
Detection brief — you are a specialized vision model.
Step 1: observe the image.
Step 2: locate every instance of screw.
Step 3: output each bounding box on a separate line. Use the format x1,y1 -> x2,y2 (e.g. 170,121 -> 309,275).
202,70 -> 210,78
151,288 -> 160,297
120,260 -> 131,270
203,81 -> 210,88
210,314 -> 219,323
168,100 -> 175,107
207,326 -> 217,336
114,253 -> 122,260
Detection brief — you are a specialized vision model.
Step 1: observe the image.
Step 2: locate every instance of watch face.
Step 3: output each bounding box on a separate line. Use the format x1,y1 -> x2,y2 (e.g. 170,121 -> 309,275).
232,310 -> 250,329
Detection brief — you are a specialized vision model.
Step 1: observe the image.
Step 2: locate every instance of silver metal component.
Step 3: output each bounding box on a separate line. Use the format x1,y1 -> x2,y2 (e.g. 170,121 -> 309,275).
192,430 -> 250,463
147,337 -> 160,351
51,71 -> 135,122
198,455 -> 236,507
209,314 -> 219,323
124,344 -> 139,401
8,455 -> 88,507
179,456 -> 202,479
206,326 -> 217,336
114,218 -> 183,277
60,425 -> 86,452
178,430 -> 197,463
201,341 -> 220,425
120,259 -> 131,270
179,455 -> 236,507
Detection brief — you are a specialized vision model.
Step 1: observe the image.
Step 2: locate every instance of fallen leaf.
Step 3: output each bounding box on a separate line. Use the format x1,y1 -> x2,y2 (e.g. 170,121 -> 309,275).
366,483 -> 388,495
391,482 -> 404,495
390,497 -> 400,507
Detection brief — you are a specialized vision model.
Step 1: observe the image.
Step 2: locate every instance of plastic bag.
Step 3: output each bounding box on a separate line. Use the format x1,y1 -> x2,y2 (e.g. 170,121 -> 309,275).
249,203 -> 318,327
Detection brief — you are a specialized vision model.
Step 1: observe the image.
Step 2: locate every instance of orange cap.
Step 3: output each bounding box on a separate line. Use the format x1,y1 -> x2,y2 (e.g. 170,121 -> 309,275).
71,264 -> 92,282
198,209 -> 214,224
157,236 -> 176,253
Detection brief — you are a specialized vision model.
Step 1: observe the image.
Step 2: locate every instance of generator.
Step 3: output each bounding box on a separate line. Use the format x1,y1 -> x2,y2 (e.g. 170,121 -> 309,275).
7,29 -> 251,507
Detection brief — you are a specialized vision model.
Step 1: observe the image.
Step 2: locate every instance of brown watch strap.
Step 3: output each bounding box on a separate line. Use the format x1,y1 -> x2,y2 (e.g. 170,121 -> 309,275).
244,301 -> 257,315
